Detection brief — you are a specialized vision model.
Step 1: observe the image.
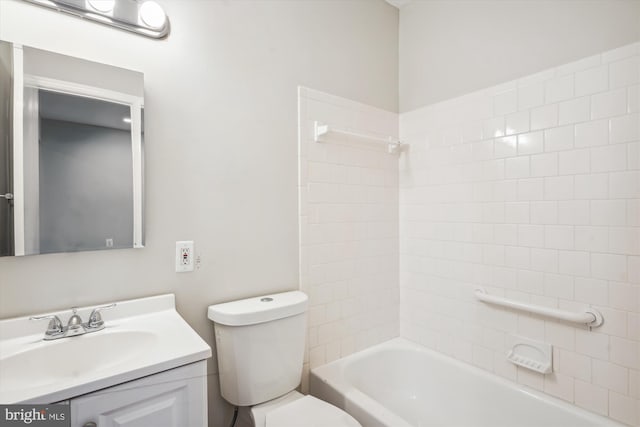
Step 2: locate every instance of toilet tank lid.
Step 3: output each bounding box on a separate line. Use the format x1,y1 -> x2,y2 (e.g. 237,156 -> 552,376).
207,291 -> 308,326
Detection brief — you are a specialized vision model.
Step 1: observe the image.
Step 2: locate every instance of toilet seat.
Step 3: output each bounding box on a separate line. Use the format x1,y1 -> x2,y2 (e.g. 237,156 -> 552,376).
265,395 -> 361,427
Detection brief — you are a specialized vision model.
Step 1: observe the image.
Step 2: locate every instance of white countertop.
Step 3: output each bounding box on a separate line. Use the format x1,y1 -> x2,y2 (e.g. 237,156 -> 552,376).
0,294 -> 211,403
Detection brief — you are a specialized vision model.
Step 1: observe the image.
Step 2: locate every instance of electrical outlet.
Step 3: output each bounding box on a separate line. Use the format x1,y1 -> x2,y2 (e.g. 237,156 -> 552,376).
105,238 -> 113,247
176,241 -> 194,273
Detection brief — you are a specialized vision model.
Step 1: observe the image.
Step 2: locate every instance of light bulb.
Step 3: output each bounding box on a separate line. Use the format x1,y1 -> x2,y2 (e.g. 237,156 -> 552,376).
139,1 -> 166,29
87,0 -> 115,13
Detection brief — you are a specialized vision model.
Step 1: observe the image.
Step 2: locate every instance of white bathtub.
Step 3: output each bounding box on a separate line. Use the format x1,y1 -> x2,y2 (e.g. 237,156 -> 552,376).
310,338 -> 621,427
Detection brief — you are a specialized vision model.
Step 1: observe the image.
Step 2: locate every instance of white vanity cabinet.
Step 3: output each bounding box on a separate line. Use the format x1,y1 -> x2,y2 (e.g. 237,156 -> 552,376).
69,361 -> 207,427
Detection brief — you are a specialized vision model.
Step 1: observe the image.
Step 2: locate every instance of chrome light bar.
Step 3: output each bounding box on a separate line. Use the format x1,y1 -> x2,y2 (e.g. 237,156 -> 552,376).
21,0 -> 170,39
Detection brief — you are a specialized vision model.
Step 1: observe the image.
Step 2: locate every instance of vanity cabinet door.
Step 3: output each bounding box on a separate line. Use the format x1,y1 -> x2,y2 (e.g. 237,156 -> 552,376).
70,361 -> 207,427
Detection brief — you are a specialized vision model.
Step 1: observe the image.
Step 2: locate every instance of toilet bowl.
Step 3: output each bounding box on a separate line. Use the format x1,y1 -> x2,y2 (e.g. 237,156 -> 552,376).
207,291 -> 362,427
250,391 -> 360,427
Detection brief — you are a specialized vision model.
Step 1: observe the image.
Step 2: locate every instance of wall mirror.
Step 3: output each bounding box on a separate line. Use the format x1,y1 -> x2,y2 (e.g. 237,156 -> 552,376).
0,40 -> 144,256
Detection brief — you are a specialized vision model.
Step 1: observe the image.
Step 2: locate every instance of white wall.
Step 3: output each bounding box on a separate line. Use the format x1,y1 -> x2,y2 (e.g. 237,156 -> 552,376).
298,87 -> 399,391
0,1 -> 398,425
400,43 -> 639,425
399,0 -> 640,112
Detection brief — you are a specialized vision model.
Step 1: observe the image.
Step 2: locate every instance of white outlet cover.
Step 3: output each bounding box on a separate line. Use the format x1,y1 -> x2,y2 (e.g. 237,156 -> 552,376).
176,241 -> 194,273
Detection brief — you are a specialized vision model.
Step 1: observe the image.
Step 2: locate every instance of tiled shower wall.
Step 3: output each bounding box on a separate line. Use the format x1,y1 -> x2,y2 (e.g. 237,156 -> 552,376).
298,88 -> 399,390
399,43 -> 639,425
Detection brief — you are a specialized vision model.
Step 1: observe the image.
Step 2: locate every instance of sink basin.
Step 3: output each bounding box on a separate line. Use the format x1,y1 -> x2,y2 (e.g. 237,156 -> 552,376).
0,294 -> 211,404
0,331 -> 157,391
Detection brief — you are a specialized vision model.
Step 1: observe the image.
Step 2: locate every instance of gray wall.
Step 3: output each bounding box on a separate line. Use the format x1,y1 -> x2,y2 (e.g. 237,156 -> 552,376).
399,0 -> 640,111
0,0 -> 399,425
0,41 -> 13,256
38,119 -> 133,254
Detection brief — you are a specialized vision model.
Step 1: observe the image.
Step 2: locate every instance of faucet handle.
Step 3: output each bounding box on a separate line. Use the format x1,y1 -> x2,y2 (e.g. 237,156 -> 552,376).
88,303 -> 116,329
29,314 -> 64,338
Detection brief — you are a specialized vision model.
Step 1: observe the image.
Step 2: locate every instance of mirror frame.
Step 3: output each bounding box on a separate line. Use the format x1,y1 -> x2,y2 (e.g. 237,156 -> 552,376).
11,44 -> 144,256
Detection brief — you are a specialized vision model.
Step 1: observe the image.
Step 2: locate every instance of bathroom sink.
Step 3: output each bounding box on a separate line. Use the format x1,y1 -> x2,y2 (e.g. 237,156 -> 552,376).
0,331 -> 156,391
0,294 -> 211,404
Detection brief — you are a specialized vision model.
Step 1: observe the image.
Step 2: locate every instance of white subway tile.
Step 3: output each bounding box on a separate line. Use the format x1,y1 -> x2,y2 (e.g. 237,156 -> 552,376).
543,372 -> 574,402
590,144 -> 627,172
597,306 -> 629,338
544,125 -> 574,152
610,114 -> 639,144
591,252 -> 628,281
544,176 -> 573,200
628,142 -> 640,170
609,281 -> 639,312
591,200 -> 627,226
516,269 -> 543,293
493,89 -> 517,116
559,250 -> 590,277
505,111 -> 530,136
575,65 -> 609,96
543,273 -> 574,299
531,104 -> 559,131
545,75 -> 574,104
602,42 -> 639,63
575,226 -> 609,252
484,117 -> 505,138
609,227 -> 640,255
545,322 -> 575,350
575,329 -> 609,360
631,369 -> 640,399
494,224 -> 518,245
629,85 -> 639,113
495,136 -> 517,158
531,201 -> 558,224
558,96 -> 591,125
609,391 -> 639,426
609,57 -> 639,89
557,54 -> 601,76
545,225 -> 574,250
531,248 -> 559,273
574,380 -> 609,416
530,152 -> 558,177
574,277 -> 608,304
472,140 -> 495,161
506,202 -> 530,224
505,157 -> 530,179
558,149 -> 590,175
518,83 -> 545,110
610,336 -> 640,369
482,159 -> 505,181
505,246 -> 530,270
517,367 -> 544,391
518,224 -> 545,248
517,131 -> 544,155
592,359 -> 629,394
558,200 -> 590,225
628,256 -> 640,284
575,118 -> 609,147
591,88 -> 627,119
557,349 -> 591,381
575,173 -> 609,199
517,178 -> 545,200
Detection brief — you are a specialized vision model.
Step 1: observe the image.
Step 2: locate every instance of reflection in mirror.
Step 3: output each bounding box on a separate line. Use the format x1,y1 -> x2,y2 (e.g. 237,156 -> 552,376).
0,41 -> 14,256
1,41 -> 144,256
28,91 -> 134,254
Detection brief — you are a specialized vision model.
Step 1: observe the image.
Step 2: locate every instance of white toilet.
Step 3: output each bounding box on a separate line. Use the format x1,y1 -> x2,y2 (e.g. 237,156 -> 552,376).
207,291 -> 361,427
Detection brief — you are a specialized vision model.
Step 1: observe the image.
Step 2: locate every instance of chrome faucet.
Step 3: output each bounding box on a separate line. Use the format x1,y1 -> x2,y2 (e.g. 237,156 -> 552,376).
30,304 -> 116,341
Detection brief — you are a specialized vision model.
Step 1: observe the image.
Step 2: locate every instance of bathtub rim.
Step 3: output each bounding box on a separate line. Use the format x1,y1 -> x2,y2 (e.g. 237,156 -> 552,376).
310,337 -> 624,427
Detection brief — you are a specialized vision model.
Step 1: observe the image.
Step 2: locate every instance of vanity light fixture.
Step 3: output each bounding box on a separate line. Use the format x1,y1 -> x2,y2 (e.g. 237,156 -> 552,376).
20,0 -> 170,39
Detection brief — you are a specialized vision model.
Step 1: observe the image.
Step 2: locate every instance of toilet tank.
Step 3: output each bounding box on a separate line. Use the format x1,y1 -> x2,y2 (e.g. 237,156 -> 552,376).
207,291 -> 308,406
